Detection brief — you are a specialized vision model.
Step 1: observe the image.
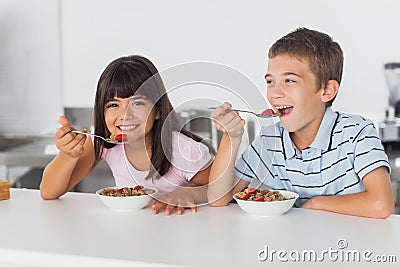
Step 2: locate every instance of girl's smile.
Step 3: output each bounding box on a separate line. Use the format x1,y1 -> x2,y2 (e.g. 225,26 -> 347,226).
104,96 -> 159,145
118,124 -> 139,132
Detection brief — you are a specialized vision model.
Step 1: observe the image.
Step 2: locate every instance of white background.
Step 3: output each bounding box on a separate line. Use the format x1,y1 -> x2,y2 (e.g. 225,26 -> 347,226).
61,0 -> 400,123
1,0 -> 400,135
0,0 -> 62,135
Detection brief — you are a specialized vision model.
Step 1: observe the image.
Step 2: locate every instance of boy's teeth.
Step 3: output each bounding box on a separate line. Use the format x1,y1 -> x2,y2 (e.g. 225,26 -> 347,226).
276,105 -> 293,115
276,105 -> 292,110
120,125 -> 137,131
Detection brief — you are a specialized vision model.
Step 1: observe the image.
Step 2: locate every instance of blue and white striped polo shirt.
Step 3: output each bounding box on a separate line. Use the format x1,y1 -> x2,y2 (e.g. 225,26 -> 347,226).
234,107 -> 390,207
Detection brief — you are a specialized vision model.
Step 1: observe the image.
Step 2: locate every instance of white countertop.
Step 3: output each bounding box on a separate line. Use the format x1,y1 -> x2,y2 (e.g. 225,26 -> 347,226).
1,188 -> 399,266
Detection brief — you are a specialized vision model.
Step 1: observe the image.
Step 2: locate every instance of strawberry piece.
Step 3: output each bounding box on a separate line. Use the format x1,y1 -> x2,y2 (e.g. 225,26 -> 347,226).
245,188 -> 259,195
240,194 -> 249,200
117,188 -> 124,193
133,185 -> 143,191
261,108 -> 276,116
115,134 -> 128,142
255,196 -> 265,202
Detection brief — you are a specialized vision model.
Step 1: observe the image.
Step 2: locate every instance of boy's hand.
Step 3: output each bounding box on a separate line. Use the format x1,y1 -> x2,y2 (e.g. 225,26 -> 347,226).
55,116 -> 87,159
211,102 -> 245,138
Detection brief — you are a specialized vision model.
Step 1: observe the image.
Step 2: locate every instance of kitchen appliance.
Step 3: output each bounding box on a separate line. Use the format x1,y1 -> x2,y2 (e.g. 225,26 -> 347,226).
177,109 -> 256,149
178,109 -> 220,149
380,63 -> 400,142
380,63 -> 400,213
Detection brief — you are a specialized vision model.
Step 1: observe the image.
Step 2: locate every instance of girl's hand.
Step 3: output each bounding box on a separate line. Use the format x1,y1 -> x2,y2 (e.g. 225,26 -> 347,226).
55,116 -> 87,159
151,188 -> 198,216
211,102 -> 245,138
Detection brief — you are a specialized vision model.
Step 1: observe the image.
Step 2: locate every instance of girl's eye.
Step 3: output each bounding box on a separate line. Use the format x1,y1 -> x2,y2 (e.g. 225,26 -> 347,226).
105,103 -> 118,109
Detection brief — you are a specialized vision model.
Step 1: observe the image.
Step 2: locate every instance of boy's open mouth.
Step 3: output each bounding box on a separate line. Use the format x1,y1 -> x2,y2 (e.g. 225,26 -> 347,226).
276,105 -> 293,116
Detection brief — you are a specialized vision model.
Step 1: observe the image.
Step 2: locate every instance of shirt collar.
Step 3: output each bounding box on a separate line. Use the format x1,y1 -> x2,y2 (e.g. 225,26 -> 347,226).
282,129 -> 295,160
281,107 -> 338,159
311,107 -> 338,150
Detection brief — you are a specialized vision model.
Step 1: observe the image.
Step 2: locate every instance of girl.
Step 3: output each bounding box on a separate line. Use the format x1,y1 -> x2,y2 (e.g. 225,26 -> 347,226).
40,55 -> 214,215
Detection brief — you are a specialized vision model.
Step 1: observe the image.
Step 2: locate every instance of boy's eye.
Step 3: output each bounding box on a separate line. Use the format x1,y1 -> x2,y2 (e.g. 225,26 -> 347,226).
266,80 -> 273,85
285,79 -> 296,83
131,101 -> 145,106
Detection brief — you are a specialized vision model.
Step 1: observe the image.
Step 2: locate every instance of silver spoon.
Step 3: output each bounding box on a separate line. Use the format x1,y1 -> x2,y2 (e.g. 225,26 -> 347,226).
208,107 -> 279,118
71,130 -> 126,144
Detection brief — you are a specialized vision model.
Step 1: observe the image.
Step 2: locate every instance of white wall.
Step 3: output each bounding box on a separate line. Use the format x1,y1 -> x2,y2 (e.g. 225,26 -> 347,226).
1,0 -> 399,136
0,0 -> 63,136
61,0 -> 400,127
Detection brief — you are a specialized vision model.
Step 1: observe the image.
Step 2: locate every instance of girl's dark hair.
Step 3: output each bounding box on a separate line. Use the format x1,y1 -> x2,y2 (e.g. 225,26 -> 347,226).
93,55 -> 212,179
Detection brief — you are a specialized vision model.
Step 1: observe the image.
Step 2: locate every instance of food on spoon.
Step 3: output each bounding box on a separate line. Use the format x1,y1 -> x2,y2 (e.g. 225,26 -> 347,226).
236,188 -> 293,202
107,133 -> 128,143
115,133 -> 128,142
99,186 -> 154,197
261,108 -> 278,116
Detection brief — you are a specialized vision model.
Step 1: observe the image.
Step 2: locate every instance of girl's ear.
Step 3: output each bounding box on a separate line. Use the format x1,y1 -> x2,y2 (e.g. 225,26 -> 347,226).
321,80 -> 339,103
155,110 -> 160,120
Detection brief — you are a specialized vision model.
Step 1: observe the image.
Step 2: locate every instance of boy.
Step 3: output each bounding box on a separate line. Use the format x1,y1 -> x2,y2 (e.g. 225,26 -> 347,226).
207,27 -> 394,218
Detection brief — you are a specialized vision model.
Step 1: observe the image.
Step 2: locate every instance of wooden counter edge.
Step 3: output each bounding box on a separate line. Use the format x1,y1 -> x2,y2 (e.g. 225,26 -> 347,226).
0,180 -> 10,200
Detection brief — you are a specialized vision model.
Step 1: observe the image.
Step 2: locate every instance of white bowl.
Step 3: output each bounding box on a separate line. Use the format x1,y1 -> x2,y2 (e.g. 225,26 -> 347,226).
233,190 -> 299,216
96,186 -> 158,211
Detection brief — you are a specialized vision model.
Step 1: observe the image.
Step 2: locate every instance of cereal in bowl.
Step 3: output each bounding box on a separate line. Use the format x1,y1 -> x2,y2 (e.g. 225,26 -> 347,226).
98,186 -> 155,197
236,188 -> 294,202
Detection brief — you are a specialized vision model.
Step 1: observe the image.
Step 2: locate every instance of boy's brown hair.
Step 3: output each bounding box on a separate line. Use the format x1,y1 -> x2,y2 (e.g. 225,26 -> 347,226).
268,27 -> 344,106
